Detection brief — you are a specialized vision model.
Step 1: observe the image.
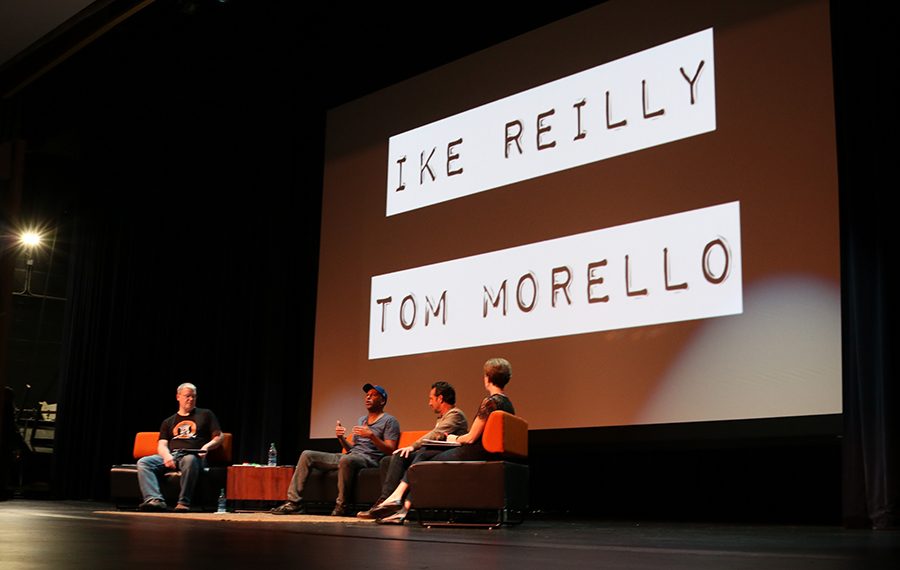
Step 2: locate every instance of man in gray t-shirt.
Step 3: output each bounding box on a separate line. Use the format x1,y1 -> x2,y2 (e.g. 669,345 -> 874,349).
357,381 -> 467,518
272,383 -> 400,516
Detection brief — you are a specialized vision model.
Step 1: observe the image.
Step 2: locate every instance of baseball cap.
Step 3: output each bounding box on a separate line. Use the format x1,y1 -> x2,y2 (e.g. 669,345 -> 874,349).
362,383 -> 388,403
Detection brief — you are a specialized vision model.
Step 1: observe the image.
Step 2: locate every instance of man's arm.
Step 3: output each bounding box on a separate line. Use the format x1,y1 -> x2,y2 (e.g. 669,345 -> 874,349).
157,439 -> 176,469
200,430 -> 223,454
352,423 -> 398,454
370,433 -> 398,455
401,409 -> 468,456
198,409 -> 223,455
336,420 -> 352,452
428,409 -> 468,440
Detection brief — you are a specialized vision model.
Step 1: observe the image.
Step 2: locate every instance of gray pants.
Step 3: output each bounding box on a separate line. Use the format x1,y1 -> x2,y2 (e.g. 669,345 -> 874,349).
287,450 -> 376,507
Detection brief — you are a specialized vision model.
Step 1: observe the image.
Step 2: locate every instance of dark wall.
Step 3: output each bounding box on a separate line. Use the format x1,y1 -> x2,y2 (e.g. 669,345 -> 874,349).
3,0 -> 321,498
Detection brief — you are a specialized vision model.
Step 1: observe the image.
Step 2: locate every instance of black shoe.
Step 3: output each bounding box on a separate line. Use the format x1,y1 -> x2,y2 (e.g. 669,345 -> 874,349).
139,498 -> 167,512
271,501 -> 304,515
367,499 -> 403,519
376,510 -> 407,525
331,504 -> 348,517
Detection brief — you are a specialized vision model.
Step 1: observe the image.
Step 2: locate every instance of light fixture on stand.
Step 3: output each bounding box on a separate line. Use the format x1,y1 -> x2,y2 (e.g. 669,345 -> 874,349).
14,230 -> 42,297
12,228 -> 65,301
13,231 -> 41,297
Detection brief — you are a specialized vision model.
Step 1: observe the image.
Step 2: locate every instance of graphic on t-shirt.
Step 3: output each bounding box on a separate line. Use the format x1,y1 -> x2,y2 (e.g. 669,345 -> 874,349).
172,420 -> 197,439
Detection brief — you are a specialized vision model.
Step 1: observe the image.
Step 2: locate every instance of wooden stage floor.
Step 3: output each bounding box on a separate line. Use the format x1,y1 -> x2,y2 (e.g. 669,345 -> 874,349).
1,500 -> 898,569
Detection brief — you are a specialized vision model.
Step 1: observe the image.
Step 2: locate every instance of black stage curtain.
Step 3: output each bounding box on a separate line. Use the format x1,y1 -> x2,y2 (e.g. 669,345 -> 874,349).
832,2 -> 898,529
49,2 -> 319,500
53,190 -> 318,499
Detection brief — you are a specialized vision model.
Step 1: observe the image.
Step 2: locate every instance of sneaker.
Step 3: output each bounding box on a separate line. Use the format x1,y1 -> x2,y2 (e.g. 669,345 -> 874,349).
271,501 -> 304,515
139,498 -> 167,512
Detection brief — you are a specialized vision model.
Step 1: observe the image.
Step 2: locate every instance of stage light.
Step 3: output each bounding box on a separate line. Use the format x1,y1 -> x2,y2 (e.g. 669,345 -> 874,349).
12,227 -> 59,299
20,231 -> 42,248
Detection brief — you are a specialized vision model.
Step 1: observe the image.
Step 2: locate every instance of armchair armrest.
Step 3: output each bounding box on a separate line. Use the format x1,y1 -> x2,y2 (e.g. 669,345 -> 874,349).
482,411 -> 528,459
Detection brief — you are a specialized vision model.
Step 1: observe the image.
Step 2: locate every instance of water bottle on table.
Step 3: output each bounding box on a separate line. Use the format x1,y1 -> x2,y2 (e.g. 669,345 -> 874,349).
268,443 -> 278,467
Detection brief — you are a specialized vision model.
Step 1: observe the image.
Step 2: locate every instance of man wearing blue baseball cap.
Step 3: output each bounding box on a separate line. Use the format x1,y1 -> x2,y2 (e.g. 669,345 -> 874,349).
272,383 -> 400,516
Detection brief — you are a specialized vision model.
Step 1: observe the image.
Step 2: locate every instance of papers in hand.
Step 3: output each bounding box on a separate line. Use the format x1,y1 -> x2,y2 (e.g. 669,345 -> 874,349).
421,439 -> 461,448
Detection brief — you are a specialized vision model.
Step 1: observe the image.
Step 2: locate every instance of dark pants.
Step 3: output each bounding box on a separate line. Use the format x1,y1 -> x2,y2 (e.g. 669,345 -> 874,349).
378,448 -> 443,502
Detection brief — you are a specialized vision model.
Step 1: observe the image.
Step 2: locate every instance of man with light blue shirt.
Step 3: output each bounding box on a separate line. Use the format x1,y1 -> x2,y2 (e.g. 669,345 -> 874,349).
272,383 -> 400,516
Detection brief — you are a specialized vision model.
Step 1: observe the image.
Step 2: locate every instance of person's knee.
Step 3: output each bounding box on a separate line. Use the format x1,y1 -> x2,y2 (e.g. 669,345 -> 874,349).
136,455 -> 155,471
338,455 -> 357,471
180,454 -> 201,473
298,450 -> 314,467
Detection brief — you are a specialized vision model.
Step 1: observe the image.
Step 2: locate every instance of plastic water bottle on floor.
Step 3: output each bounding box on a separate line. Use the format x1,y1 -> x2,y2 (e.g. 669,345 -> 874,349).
268,443 -> 278,467
217,489 -> 227,513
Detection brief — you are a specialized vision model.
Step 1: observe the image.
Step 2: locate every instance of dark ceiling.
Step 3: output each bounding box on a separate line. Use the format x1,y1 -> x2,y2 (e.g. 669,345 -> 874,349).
1,0 -> 606,109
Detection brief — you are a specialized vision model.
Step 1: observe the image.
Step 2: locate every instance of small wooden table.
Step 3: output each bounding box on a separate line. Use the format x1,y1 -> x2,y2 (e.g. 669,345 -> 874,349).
226,465 -> 294,511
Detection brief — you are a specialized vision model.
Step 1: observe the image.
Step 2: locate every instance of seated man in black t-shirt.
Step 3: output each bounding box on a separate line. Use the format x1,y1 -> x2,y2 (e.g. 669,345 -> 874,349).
136,382 -> 223,511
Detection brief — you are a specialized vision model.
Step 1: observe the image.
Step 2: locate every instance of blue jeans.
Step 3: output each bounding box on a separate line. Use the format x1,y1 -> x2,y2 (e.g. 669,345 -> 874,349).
136,451 -> 205,506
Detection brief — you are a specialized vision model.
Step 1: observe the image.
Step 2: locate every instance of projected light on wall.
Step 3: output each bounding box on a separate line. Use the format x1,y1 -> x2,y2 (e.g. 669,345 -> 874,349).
309,0 -> 841,438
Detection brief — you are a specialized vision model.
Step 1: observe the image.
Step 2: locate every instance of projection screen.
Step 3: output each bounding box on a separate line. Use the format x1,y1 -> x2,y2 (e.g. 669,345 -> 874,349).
310,0 -> 841,438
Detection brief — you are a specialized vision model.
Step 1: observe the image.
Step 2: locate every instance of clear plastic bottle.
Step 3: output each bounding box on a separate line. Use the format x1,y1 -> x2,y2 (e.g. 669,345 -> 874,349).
267,443 -> 278,467
217,488 -> 227,513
